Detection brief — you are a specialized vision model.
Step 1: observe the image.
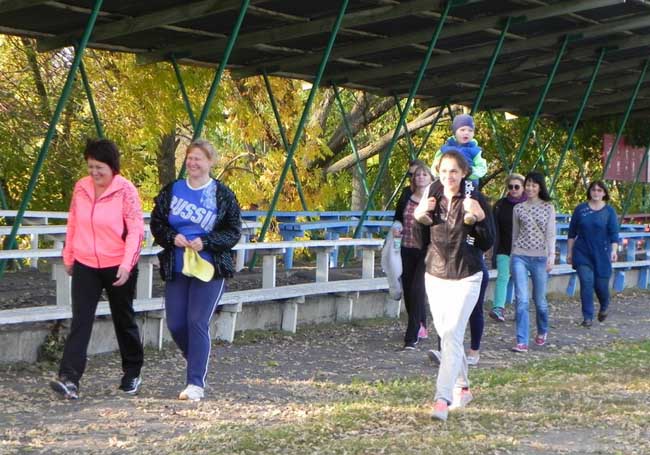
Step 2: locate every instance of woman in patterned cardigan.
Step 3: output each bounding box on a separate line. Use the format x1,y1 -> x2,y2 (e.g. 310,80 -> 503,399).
510,171 -> 556,353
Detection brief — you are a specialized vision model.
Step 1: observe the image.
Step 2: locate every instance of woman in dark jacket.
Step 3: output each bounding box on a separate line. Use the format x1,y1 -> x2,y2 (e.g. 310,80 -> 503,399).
414,149 -> 494,421
393,160 -> 432,350
489,173 -> 526,322
150,139 -> 241,401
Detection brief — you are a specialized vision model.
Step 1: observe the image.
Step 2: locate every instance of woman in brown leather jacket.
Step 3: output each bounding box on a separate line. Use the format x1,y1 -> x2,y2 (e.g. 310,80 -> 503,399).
414,149 -> 494,421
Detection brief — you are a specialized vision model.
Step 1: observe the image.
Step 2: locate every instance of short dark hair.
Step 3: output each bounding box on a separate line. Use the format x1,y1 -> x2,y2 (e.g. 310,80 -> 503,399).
524,171 -> 551,201
587,180 -> 610,202
84,139 -> 120,174
435,148 -> 472,177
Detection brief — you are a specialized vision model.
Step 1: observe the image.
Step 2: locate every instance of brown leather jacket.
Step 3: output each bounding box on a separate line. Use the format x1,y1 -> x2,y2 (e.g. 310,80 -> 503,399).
424,184 -> 494,280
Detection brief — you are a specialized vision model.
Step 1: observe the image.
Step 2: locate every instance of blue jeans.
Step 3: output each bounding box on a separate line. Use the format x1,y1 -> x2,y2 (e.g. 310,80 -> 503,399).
575,264 -> 610,321
511,255 -> 549,345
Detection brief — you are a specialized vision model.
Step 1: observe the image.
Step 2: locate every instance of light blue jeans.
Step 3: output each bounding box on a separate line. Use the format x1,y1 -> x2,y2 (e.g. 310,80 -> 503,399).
493,254 -> 514,310
511,255 -> 549,345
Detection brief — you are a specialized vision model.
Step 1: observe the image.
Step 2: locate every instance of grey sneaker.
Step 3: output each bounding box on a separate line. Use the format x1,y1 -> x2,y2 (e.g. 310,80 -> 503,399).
119,375 -> 142,395
50,378 -> 79,400
427,349 -> 442,366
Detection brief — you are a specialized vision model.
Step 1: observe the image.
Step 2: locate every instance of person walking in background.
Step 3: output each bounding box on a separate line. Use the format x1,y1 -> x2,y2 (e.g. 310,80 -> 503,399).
567,181 -> 619,327
150,139 -> 241,402
393,160 -> 432,350
414,150 -> 494,421
50,139 -> 145,400
510,171 -> 556,353
489,173 -> 527,322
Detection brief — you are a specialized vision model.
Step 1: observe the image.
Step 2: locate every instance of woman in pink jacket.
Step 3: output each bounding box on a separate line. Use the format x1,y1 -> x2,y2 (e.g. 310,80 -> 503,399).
49,139 -> 145,400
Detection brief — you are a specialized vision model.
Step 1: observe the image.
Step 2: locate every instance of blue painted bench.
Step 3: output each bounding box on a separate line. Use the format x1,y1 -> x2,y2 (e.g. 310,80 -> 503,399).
279,220 -> 394,268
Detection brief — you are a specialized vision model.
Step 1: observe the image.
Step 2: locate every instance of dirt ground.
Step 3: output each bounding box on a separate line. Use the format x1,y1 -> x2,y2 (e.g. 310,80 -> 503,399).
1,269 -> 649,454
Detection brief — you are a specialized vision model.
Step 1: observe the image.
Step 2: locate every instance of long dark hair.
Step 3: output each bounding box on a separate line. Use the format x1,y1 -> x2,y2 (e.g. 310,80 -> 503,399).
524,171 -> 551,201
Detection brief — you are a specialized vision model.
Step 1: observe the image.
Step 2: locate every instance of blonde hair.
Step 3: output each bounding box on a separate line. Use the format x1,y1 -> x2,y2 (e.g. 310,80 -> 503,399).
186,139 -> 217,162
506,173 -> 525,186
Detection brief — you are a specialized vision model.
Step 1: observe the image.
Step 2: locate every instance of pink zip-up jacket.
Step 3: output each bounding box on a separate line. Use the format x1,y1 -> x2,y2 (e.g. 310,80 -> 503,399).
63,174 -> 144,272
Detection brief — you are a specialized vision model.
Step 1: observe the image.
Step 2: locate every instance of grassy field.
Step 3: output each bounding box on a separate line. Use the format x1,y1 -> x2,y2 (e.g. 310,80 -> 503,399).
168,340 -> 650,455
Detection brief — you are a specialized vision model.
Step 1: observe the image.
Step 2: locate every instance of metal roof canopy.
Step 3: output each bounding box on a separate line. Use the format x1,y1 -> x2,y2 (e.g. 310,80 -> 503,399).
1,0 -> 650,119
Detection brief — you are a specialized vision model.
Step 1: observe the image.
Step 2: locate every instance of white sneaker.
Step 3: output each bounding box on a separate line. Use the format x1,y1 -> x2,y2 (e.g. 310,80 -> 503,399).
467,353 -> 480,366
449,388 -> 473,411
179,384 -> 204,401
427,349 -> 442,366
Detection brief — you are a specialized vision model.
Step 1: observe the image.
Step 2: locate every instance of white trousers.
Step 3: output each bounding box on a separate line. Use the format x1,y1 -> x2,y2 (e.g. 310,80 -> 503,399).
425,271 -> 482,404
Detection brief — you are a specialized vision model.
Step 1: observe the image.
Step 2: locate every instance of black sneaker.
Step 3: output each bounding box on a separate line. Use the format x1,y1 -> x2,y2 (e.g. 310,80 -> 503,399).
488,308 -> 505,322
50,378 -> 79,400
119,375 -> 142,395
580,320 -> 593,328
597,311 -> 608,322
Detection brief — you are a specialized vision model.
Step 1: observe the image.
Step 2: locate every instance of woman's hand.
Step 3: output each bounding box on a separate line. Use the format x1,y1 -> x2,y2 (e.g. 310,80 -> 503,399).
463,198 -> 486,222
566,253 -> 572,265
189,237 -> 204,252
610,250 -> 618,262
64,264 -> 73,276
113,266 -> 130,287
174,233 -> 191,248
546,258 -> 554,273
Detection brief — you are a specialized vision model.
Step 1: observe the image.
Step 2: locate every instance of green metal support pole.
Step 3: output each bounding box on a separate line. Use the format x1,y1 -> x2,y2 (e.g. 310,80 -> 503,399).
619,143 -> 650,224
603,58 -> 650,180
261,70 -> 309,211
79,60 -> 104,138
392,95 -> 418,160
471,16 -> 511,115
570,143 -> 589,190
332,84 -> 371,202
178,0 -> 250,178
487,110 -> 510,173
550,48 -> 607,195
251,0 -> 349,267
0,0 -> 104,278
509,35 -> 571,175
532,129 -> 558,177
170,54 -> 197,129
345,0 -> 454,263
0,184 -> 8,210
383,103 -> 447,210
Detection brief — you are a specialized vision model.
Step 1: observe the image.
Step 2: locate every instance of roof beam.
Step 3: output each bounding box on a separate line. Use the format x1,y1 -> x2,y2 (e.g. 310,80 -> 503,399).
579,97 -> 650,120
38,0 -> 268,51
137,0 -> 452,65
338,7 -> 648,84
235,0 -> 620,78
530,81 -> 650,117
478,59 -> 650,111
0,0 -> 50,14
392,30 -> 650,96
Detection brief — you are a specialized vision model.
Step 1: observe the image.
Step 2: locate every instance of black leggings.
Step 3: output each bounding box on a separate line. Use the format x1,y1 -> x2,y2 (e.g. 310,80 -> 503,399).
58,262 -> 143,385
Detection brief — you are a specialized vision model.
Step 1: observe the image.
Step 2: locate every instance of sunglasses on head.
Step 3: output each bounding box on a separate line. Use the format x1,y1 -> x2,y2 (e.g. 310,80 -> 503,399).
407,171 -> 414,177
508,184 -> 521,190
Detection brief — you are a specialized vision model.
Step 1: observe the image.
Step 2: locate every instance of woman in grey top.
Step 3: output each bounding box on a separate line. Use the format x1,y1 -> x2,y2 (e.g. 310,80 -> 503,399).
510,171 -> 556,353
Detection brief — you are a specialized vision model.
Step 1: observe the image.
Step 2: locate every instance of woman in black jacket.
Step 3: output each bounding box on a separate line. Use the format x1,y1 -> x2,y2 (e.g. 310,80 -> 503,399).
150,139 -> 241,401
414,149 -> 494,421
393,160 -> 432,350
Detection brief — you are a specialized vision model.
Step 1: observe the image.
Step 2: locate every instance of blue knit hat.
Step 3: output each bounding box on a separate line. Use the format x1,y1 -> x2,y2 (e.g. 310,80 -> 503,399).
451,114 -> 475,133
